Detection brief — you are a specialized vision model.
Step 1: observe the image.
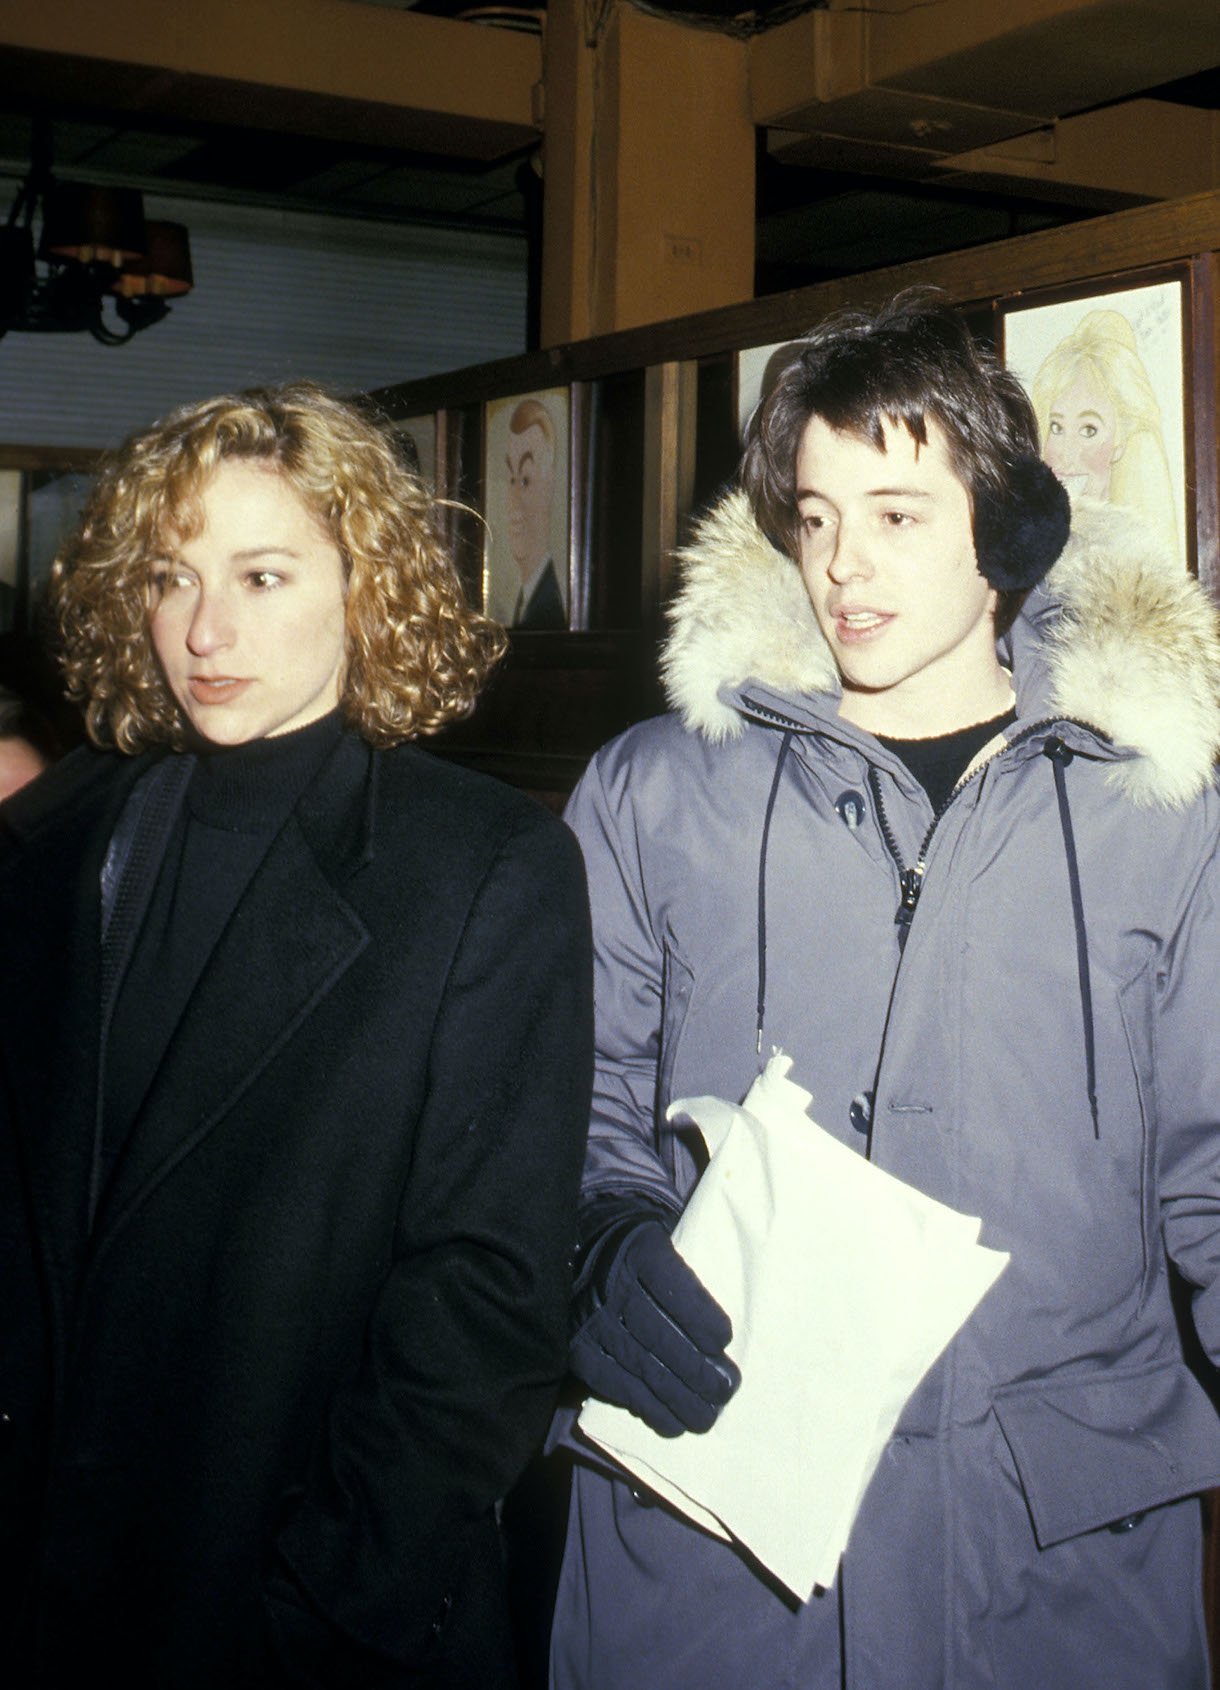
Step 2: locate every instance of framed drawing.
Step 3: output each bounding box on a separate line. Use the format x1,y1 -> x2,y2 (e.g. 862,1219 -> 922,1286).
483,387 -> 571,631
999,272 -> 1190,570
736,340 -> 803,443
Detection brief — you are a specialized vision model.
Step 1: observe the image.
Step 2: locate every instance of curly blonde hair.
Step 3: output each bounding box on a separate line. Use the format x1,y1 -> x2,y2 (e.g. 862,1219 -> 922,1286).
52,382 -> 505,751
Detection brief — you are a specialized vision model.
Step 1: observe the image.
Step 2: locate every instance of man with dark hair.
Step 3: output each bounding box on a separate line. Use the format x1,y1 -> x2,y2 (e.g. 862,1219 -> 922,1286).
550,296 -> 1220,1688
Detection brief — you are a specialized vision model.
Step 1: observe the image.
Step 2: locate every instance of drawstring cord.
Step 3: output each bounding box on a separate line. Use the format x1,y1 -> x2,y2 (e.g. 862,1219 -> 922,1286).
1044,737 -> 1100,1139
756,730 -> 793,1057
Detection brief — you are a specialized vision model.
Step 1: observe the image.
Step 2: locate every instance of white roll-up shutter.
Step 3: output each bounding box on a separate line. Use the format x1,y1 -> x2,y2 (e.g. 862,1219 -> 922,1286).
0,197 -> 527,450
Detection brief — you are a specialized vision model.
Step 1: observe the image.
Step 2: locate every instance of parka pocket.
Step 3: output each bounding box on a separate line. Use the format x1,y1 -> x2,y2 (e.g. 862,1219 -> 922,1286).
656,943 -> 694,1118
656,943 -> 696,1188
993,1359 -> 1220,1548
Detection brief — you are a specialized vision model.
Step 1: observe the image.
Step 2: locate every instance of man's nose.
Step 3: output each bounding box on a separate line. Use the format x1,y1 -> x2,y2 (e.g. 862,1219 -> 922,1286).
826,521 -> 873,584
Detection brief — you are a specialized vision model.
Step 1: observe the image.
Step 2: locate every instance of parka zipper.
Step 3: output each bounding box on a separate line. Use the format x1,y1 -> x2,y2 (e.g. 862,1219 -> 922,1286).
865,714 -> 1111,944
739,689 -> 1110,940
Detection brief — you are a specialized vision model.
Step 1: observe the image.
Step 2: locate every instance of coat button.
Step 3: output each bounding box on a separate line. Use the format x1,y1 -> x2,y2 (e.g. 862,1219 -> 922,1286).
849,1092 -> 873,1135
835,790 -> 867,830
430,1592 -> 453,1637
630,1485 -> 657,1509
1108,1512 -> 1145,1533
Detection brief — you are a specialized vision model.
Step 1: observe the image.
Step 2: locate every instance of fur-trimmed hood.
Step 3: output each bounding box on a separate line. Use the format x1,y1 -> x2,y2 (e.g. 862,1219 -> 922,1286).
660,490 -> 1220,808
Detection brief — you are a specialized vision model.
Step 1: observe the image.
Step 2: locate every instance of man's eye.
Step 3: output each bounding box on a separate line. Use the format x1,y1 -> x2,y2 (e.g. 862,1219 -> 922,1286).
1048,420 -> 1063,436
1079,423 -> 1098,439
883,511 -> 912,527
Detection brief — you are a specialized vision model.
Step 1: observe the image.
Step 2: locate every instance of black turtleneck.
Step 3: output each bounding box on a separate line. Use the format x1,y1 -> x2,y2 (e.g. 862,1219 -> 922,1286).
101,711 -> 344,1192
877,706 -> 1016,815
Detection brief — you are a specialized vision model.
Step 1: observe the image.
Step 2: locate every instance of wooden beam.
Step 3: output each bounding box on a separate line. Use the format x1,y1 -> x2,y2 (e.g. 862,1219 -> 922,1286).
937,102 -> 1220,205
374,190 -> 1220,396
541,2 -> 753,343
0,0 -> 540,159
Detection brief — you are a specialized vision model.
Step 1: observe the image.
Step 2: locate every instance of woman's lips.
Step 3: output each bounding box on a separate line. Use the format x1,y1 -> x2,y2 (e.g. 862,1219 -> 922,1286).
188,676 -> 252,705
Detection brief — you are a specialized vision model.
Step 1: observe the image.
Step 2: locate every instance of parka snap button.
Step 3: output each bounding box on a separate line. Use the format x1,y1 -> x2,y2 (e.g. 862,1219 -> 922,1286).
835,791 -> 867,830
849,1092 -> 873,1135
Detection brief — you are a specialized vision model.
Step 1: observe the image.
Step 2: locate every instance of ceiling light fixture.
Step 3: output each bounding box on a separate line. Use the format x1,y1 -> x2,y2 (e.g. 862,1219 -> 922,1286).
0,117 -> 193,347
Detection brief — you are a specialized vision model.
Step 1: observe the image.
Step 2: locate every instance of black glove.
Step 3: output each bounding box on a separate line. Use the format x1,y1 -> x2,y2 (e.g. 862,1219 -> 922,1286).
569,1215 -> 740,1437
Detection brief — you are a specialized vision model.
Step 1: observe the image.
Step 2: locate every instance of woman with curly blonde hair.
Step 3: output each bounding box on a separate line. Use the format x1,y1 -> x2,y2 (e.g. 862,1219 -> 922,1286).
1,383 -> 592,1690
55,381 -> 504,751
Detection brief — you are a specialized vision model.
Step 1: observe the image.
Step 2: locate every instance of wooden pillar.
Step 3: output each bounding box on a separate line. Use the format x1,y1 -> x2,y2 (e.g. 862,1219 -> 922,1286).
540,0 -> 755,345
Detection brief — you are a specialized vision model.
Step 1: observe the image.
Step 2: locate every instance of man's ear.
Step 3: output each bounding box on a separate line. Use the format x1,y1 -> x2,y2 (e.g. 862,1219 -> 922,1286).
973,457 -> 1071,593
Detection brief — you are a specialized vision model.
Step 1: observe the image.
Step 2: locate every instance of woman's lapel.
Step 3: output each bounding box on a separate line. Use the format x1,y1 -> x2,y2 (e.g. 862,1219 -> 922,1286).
89,736 -> 375,1257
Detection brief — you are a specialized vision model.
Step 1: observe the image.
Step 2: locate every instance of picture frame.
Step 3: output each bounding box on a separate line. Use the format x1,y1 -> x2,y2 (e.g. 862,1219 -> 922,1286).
483,386 -> 572,631
440,403 -> 484,613
0,452 -> 97,636
735,340 -> 802,444
581,369 -> 647,629
391,413 -> 438,493
998,269 -> 1192,571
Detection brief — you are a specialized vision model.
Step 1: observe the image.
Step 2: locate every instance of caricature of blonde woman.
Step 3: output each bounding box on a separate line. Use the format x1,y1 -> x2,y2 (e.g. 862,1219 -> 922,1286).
1031,308 -> 1178,553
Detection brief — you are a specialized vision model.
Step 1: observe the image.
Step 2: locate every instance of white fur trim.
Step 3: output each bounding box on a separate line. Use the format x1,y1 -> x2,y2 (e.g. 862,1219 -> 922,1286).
1041,499 -> 1220,808
661,493 -> 834,741
662,490 -> 1220,806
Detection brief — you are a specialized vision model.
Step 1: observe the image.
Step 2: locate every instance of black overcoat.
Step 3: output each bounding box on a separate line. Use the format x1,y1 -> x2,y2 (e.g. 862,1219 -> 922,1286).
0,729 -> 593,1688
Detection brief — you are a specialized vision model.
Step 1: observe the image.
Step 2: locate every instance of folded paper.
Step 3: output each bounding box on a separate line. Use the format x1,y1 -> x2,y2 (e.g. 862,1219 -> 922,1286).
578,1051 -> 1009,1599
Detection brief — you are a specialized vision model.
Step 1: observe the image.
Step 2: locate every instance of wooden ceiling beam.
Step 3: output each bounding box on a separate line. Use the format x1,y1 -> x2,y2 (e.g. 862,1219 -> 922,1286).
0,0 -> 541,160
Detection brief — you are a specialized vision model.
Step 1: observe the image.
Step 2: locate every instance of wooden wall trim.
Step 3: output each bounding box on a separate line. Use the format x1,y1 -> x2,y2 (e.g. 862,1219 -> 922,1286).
372,190 -> 1220,414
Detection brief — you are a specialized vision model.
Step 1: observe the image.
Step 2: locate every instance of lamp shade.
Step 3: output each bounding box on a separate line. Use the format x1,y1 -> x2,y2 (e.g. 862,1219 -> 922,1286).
110,221 -> 193,298
41,183 -> 146,267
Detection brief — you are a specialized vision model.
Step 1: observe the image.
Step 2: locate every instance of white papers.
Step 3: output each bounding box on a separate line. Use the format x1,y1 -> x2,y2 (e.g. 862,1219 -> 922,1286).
577,1052 -> 1009,1600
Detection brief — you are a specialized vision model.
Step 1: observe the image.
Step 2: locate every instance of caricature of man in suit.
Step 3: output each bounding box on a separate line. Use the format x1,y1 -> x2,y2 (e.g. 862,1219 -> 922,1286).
506,398 -> 566,630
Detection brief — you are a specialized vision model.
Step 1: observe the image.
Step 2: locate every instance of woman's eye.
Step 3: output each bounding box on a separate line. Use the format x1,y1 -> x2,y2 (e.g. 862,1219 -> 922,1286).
151,567 -> 189,595
1079,423 -> 1098,439
1047,420 -> 1063,436
883,511 -> 912,527
247,570 -> 283,590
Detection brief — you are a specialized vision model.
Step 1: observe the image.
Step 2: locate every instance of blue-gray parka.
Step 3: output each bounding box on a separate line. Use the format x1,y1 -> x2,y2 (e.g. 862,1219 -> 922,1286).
550,492 -> 1220,1690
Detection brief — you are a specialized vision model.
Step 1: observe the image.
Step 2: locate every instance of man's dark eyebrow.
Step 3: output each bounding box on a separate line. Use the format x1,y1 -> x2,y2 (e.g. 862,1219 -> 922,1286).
507,449 -> 537,472
796,485 -> 933,502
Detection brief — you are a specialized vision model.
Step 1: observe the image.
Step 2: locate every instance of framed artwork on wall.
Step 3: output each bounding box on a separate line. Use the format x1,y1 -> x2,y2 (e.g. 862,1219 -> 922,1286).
736,340 -> 801,444
998,270 -> 1191,571
483,386 -> 572,631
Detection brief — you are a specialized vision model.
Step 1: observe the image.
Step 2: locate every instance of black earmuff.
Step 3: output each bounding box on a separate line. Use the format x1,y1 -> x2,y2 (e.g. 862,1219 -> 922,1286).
973,456 -> 1071,593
